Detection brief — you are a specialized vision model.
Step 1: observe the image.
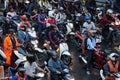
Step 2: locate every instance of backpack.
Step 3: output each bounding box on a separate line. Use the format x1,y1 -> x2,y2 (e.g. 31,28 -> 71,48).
84,37 -> 92,50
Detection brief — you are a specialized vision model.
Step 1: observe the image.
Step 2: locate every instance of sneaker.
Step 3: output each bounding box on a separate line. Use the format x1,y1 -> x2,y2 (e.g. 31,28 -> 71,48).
86,70 -> 90,75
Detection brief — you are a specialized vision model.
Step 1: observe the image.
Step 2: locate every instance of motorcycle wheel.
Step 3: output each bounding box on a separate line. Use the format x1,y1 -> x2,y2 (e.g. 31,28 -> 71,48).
61,55 -> 71,66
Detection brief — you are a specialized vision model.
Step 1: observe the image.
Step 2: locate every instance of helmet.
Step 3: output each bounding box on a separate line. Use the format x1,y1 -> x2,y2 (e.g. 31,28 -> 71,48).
27,54 -> 35,63
109,53 -> 119,61
96,8 -> 101,11
106,9 -> 113,14
18,67 -> 26,77
51,50 -> 57,56
50,24 -> 57,29
59,7 -> 64,11
48,11 -> 55,18
84,15 -> 91,21
9,29 -> 14,33
21,15 -> 27,21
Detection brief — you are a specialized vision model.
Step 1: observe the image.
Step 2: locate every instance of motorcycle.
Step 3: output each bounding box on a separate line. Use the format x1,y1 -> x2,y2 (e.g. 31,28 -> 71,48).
57,40 -> 72,66
66,20 -> 83,50
27,28 -> 49,67
79,34 -> 104,69
102,24 -> 120,46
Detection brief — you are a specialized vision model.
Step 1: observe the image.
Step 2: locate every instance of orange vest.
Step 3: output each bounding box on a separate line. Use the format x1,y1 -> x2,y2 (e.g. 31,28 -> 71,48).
105,60 -> 119,80
3,34 -> 21,65
108,60 -> 119,73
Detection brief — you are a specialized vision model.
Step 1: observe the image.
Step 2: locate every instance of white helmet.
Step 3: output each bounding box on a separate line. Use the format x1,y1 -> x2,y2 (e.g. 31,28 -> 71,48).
48,11 -> 55,18
109,53 -> 119,61
96,8 -> 101,11
106,9 -> 113,14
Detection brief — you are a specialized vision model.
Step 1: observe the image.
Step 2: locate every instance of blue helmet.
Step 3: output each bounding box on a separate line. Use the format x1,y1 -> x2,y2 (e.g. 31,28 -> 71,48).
84,15 -> 91,21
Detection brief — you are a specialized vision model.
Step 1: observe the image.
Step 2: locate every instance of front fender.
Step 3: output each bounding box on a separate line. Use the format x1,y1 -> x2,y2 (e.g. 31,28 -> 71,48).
62,51 -> 71,56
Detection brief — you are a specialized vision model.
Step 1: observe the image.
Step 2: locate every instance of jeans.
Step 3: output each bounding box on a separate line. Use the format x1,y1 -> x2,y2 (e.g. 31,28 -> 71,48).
18,47 -> 26,56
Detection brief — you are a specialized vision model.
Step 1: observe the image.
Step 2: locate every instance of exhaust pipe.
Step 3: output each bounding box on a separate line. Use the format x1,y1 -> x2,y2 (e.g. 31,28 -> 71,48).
79,55 -> 87,64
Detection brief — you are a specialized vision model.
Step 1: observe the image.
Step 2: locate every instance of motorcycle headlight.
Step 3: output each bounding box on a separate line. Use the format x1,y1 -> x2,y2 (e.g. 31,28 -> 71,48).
36,72 -> 45,78
25,0 -> 30,4
22,57 -> 27,61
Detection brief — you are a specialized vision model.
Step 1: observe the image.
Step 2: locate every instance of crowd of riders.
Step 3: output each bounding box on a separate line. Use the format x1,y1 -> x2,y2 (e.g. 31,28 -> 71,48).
0,0 -> 120,80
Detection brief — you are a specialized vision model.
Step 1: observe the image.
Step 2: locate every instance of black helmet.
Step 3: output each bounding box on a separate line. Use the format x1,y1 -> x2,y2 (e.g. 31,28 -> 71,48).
50,24 -> 57,29
18,67 -> 26,77
27,54 -> 35,63
9,29 -> 14,33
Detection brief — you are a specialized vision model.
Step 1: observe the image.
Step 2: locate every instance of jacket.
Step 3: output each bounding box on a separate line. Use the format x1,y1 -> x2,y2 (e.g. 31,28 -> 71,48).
98,14 -> 115,27
46,17 -> 56,24
48,58 -> 67,73
49,30 -> 63,45
17,30 -> 31,44
4,34 -> 21,65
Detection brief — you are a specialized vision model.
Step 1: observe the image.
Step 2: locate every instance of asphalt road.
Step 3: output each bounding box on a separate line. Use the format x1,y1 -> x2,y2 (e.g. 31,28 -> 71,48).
69,43 -> 100,80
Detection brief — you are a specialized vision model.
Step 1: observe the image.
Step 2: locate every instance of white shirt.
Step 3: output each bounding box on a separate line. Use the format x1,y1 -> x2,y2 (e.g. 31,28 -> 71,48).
82,21 -> 96,33
24,61 -> 38,75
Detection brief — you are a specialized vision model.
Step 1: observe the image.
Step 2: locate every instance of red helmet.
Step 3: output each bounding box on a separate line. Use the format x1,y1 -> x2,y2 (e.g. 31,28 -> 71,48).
21,15 -> 27,21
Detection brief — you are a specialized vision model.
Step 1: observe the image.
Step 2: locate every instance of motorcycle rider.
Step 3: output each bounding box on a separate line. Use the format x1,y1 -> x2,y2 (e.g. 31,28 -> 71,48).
48,50 -> 68,80
24,54 -> 51,80
6,6 -> 17,19
47,8 -> 57,25
98,9 -> 115,27
82,15 -> 97,33
104,53 -> 120,80
20,15 -> 31,30
37,8 -> 47,38
28,0 -> 40,15
49,24 -> 63,50
12,67 -> 29,80
17,24 -> 32,51
3,29 -> 22,65
56,7 -> 67,34
85,32 -> 96,75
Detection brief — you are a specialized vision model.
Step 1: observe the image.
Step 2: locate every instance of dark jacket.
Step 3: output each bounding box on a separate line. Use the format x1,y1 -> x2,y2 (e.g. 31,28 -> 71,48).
49,30 -> 63,45
48,58 -> 67,73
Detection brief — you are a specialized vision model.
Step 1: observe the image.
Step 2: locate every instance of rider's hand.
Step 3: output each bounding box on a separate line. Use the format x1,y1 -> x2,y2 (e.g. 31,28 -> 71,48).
56,71 -> 61,74
110,74 -> 114,76
55,45 -> 58,48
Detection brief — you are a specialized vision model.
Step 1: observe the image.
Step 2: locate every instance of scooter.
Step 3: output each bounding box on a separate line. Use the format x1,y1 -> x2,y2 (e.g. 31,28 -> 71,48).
79,35 -> 104,69
11,49 -> 27,69
58,40 -> 72,66
27,28 -> 49,67
66,20 -> 83,50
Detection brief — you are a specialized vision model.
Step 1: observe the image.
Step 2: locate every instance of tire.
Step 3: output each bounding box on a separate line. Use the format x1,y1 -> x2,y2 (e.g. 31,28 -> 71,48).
61,55 -> 71,66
